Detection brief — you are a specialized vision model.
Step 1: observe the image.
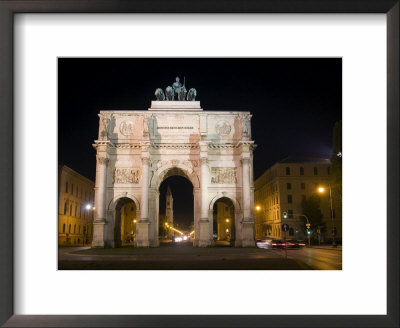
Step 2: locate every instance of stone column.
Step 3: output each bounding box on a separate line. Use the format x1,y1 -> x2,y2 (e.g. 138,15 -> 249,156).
141,157 -> 149,221
200,157 -> 209,219
137,156 -> 150,247
92,156 -> 108,247
242,157 -> 251,219
241,155 -> 255,247
198,141 -> 211,247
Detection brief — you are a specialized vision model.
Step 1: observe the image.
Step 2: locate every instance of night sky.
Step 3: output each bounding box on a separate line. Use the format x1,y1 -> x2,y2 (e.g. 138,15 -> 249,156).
58,58 -> 341,229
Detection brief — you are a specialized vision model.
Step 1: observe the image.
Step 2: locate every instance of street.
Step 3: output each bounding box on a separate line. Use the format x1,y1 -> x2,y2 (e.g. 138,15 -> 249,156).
58,244 -> 342,270
269,246 -> 342,270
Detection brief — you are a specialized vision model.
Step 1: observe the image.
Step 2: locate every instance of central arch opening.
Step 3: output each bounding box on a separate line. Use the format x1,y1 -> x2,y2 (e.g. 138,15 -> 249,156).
158,168 -> 194,246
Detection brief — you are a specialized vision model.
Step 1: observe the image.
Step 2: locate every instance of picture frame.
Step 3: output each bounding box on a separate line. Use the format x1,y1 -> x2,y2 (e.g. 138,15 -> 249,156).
0,0 -> 398,327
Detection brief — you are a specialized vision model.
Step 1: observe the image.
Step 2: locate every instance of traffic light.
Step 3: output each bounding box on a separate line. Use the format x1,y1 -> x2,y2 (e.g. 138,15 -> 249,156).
306,223 -> 311,229
307,230 -> 311,235
282,212 -> 288,219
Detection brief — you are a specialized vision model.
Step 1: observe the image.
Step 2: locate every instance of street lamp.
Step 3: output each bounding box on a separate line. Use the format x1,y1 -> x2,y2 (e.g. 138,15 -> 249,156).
318,184 -> 337,247
84,203 -> 95,246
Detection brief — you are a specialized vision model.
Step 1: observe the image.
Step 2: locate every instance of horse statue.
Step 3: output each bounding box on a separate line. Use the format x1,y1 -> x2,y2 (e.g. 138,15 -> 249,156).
165,86 -> 174,101
154,88 -> 165,101
177,86 -> 187,101
186,88 -> 197,101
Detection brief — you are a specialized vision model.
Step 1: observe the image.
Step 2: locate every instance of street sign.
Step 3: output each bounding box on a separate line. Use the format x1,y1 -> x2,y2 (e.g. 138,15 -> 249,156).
281,223 -> 290,232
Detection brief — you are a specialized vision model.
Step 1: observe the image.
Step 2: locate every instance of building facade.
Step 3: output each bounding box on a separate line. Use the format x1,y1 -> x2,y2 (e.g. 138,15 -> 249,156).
92,100 -> 256,248
254,157 -> 342,243
58,165 -> 95,246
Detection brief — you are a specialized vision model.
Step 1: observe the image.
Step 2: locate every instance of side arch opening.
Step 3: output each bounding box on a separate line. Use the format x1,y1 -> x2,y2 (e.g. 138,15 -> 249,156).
212,197 -> 236,246
114,197 -> 137,247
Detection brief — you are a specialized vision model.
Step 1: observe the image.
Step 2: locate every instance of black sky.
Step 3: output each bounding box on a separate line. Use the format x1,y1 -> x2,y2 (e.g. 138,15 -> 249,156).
58,58 -> 341,229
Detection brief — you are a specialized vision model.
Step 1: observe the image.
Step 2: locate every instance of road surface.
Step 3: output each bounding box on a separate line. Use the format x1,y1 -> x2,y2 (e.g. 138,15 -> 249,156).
58,244 -> 341,270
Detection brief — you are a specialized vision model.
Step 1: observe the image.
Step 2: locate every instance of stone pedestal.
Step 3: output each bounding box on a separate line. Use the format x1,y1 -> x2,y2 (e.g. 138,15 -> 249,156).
136,221 -> 150,247
198,219 -> 212,247
242,221 -> 255,247
234,239 -> 243,247
92,220 -> 106,247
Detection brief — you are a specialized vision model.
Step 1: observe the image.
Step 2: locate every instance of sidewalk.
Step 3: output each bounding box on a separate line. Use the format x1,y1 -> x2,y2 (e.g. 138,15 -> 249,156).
309,245 -> 342,250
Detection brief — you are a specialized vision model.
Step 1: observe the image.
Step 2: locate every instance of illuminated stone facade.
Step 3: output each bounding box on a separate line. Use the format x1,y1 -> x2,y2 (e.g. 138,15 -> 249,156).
58,165 -> 94,246
92,101 -> 256,247
254,158 -> 342,243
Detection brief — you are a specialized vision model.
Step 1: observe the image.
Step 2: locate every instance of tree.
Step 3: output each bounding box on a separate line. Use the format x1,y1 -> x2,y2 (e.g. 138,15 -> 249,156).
301,195 -> 325,241
331,121 -> 342,202
330,120 -> 342,242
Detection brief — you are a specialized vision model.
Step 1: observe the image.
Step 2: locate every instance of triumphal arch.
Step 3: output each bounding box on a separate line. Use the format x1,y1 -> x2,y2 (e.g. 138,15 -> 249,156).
92,81 -> 256,247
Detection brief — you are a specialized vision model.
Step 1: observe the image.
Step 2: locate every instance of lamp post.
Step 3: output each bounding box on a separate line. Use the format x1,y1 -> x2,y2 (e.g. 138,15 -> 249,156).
297,214 -> 311,247
318,184 -> 337,247
85,203 -> 94,247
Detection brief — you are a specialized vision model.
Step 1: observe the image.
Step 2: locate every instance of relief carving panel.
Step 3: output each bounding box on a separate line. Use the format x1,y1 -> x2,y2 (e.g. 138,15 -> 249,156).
211,167 -> 237,184
113,168 -> 141,184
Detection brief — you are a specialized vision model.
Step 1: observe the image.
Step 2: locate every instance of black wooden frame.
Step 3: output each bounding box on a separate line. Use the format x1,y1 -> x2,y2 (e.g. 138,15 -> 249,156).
0,1 -> 398,327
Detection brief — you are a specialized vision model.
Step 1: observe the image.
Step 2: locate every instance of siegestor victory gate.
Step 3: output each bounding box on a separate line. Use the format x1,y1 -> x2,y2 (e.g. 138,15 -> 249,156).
92,99 -> 256,247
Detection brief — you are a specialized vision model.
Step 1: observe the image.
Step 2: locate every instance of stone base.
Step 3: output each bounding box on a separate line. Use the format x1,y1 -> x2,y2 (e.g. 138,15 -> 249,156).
242,220 -> 256,247
149,239 -> 159,247
149,101 -> 202,111
136,221 -> 150,247
197,219 -> 212,247
92,220 -> 106,247
234,239 -> 242,247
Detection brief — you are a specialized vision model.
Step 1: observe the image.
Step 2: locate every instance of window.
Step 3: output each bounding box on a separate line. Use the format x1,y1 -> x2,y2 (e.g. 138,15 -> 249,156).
65,182 -> 68,193
69,204 -> 72,216
301,182 -> 305,190
286,167 -> 291,175
288,209 -> 293,218
64,201 -> 68,215
327,167 -> 331,175
62,224 -> 65,233
79,226 -> 81,233
289,228 -> 294,236
287,195 -> 293,203
286,183 -> 291,190
300,167 -> 304,175
68,224 -> 71,233
74,224 -> 76,233
71,184 -> 74,194
314,167 -> 318,175
74,205 -> 77,217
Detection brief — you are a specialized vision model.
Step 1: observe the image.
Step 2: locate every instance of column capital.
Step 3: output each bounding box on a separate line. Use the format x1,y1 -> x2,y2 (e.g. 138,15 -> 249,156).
141,157 -> 150,165
241,158 -> 250,165
96,156 -> 109,166
198,140 -> 209,153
